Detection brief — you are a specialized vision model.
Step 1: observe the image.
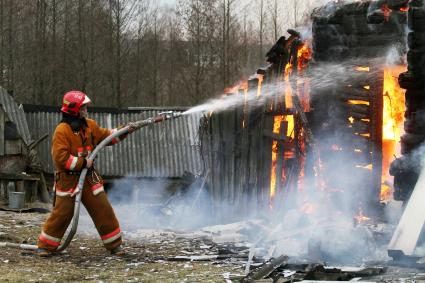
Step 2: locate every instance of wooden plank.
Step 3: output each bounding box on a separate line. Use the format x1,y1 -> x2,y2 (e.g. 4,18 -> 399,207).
227,111 -> 236,208
0,108 -> 4,156
220,112 -> 229,209
234,102 -> 246,213
248,106 -> 263,211
240,105 -> 251,214
260,115 -> 275,206
388,167 -> 425,257
254,105 -> 266,208
0,173 -> 40,181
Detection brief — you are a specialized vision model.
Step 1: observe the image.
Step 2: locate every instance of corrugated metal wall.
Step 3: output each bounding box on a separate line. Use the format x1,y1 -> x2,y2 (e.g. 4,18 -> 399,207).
25,109 -> 203,178
0,88 -> 32,144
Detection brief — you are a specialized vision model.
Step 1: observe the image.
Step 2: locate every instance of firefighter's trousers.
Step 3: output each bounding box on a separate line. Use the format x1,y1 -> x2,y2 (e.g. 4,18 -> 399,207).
38,184 -> 121,251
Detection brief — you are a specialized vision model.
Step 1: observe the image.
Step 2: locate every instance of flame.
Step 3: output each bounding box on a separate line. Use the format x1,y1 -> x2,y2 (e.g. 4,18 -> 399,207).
270,41 -> 312,206
296,44 -> 312,112
297,44 -> 312,72
355,207 -> 371,224
383,66 -> 406,140
381,4 -> 392,21
286,115 -> 295,139
348,100 -> 369,105
381,65 -> 406,201
355,66 -> 370,72
399,6 -> 409,12
257,74 -> 264,98
381,183 -> 393,202
284,63 -> 293,108
270,115 -> 285,200
284,62 -> 292,77
242,87 -> 248,128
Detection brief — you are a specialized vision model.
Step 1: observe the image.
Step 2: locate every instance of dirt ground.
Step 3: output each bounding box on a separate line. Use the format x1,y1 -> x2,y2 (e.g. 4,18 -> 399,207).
0,210 -> 243,282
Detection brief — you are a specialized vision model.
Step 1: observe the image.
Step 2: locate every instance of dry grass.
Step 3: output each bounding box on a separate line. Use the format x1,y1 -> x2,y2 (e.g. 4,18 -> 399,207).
0,211 -> 242,282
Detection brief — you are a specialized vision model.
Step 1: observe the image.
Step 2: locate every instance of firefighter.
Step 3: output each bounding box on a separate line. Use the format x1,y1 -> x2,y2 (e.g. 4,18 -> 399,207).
37,90 -> 134,256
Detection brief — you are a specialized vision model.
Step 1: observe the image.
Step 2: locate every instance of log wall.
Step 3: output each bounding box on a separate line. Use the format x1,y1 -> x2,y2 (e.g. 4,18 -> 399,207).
391,0 -> 425,201
311,0 -> 407,215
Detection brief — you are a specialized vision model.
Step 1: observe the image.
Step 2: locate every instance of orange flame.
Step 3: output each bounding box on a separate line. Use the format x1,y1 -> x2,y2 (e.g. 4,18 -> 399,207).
270,42 -> 312,205
355,66 -> 370,72
270,115 -> 285,200
284,63 -> 293,108
381,4 -> 392,21
380,183 -> 393,201
348,100 -> 370,105
257,74 -> 264,98
297,44 -> 312,72
381,65 -> 406,201
355,207 -> 371,224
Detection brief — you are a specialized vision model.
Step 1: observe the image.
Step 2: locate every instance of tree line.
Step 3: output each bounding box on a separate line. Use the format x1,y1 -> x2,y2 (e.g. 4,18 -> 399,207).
0,0 -> 317,108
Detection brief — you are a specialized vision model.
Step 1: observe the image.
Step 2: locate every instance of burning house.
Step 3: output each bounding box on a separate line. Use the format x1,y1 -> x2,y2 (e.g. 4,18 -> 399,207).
201,0 -> 411,221
310,0 -> 408,216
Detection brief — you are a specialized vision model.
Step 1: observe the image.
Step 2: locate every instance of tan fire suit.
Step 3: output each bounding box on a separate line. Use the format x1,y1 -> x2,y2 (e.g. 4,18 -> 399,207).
38,118 -> 126,251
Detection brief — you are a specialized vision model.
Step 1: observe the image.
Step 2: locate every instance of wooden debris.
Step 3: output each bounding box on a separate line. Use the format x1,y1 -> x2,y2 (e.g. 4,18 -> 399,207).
241,254 -> 288,283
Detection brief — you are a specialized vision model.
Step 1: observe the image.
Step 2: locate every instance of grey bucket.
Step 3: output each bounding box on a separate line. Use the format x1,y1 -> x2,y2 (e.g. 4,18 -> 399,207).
9,192 -> 26,209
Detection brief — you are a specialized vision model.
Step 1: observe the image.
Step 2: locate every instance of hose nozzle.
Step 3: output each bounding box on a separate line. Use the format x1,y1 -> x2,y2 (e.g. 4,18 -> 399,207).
158,111 -> 183,119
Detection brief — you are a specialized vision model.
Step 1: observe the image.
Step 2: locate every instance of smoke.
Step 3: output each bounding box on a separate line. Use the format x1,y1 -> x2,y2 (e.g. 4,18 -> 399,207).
75,56 -> 404,264
257,176 -> 392,263
78,175 -> 248,234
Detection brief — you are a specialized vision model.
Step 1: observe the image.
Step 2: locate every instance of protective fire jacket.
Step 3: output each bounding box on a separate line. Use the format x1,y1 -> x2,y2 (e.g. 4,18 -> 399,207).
52,118 -> 124,196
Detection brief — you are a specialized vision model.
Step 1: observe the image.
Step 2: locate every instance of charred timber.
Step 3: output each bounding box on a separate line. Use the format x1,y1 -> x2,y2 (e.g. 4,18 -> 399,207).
349,121 -> 370,133
348,104 -> 370,116
398,72 -> 424,89
350,136 -> 371,149
241,255 -> 288,283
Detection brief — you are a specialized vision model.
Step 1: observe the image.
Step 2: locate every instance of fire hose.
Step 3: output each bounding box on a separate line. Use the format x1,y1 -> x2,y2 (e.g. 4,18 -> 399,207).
0,111 -> 182,252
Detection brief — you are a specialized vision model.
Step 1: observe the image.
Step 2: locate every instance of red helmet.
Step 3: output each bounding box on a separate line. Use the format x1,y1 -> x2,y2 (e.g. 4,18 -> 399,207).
61,91 -> 91,116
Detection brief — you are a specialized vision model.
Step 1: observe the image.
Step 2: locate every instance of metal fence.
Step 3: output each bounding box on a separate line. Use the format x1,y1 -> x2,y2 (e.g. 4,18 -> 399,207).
25,107 -> 203,178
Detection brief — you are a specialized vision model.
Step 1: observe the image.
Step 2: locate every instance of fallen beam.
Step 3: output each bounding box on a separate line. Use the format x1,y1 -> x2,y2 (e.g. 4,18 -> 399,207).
242,254 -> 288,283
388,163 -> 425,258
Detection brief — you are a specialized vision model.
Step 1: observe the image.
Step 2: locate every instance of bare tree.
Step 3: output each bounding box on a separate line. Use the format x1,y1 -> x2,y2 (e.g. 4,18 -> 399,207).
0,0 -> 4,87
269,0 -> 279,42
7,0 -> 14,92
258,0 -> 264,59
0,0 -> 286,107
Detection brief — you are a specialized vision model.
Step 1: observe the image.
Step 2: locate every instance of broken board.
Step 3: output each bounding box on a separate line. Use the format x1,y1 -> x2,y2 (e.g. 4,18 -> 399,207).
388,166 -> 425,258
